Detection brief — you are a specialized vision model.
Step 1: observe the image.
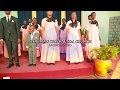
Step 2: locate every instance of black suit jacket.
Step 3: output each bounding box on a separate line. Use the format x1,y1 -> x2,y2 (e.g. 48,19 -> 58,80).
0,16 -> 20,41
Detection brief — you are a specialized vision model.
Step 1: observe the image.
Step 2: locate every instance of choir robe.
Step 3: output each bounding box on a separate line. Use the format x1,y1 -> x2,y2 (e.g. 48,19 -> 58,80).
20,25 -> 29,51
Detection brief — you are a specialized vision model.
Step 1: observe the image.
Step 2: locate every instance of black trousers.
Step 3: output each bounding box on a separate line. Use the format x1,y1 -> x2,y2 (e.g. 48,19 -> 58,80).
5,40 -> 19,64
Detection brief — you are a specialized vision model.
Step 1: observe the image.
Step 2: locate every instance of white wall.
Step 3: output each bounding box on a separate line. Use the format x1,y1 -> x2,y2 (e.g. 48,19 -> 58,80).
0,11 -> 18,19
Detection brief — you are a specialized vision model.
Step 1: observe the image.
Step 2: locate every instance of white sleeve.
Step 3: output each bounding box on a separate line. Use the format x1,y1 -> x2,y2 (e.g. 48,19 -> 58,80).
60,25 -> 62,28
55,19 -> 58,27
65,21 -> 69,30
86,22 -> 90,31
20,26 -> 22,32
38,24 -> 41,30
26,46 -> 28,48
41,18 -> 46,28
0,39 -> 3,41
36,47 -> 39,49
27,25 -> 29,30
78,22 -> 81,30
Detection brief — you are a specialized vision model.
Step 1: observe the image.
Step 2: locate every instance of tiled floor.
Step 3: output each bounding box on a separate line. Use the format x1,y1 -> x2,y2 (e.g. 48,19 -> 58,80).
71,61 -> 120,79
67,74 -> 96,79
111,62 -> 120,79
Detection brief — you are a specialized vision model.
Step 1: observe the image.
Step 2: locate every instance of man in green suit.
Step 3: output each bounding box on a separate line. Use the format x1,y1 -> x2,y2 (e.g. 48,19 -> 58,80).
0,11 -> 21,68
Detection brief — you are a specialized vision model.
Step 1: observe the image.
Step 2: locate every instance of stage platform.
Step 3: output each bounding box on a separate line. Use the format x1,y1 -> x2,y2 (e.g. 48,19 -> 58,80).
0,53 -> 94,79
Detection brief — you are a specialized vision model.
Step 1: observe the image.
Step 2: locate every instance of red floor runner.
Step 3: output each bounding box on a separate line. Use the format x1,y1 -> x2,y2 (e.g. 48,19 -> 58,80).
0,53 -> 94,79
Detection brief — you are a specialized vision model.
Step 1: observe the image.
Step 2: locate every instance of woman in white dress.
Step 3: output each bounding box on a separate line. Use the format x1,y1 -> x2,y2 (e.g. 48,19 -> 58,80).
20,20 -> 29,52
40,11 -> 60,65
32,17 -> 41,57
66,11 -> 84,64
85,12 -> 100,60
59,18 -> 66,53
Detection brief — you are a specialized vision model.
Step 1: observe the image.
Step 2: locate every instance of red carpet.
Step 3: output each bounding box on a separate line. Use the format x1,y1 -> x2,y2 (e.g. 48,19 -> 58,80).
0,44 -> 94,79
0,43 -> 119,79
0,53 -> 94,79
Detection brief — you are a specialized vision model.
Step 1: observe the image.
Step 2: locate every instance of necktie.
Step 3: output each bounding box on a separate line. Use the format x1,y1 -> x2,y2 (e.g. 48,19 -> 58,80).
7,16 -> 9,22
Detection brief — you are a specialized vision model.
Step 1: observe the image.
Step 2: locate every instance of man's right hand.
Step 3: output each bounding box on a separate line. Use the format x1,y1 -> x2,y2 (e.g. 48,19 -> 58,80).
0,39 -> 4,46
26,46 -> 28,51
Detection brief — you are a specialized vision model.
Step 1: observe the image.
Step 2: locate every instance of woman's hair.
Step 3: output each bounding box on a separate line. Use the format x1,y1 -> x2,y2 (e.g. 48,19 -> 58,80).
71,11 -> 77,15
91,12 -> 96,16
71,11 -> 77,20
62,18 -> 66,21
62,18 -> 66,22
88,15 -> 91,17
29,25 -> 35,28
33,17 -> 37,20
46,11 -> 53,17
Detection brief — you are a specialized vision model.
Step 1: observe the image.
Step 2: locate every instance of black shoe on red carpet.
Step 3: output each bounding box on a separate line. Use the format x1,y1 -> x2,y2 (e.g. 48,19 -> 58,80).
7,63 -> 14,68
33,64 -> 36,66
52,63 -> 55,65
67,62 -> 70,65
75,62 -> 79,64
16,63 -> 20,67
28,64 -> 33,66
47,63 -> 51,65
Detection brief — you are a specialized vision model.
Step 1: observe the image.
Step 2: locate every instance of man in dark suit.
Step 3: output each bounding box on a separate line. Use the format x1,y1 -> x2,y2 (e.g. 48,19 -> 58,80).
0,11 -> 21,68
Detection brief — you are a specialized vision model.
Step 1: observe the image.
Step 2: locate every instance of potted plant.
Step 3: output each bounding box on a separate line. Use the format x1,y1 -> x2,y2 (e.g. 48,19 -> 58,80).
90,45 -> 119,78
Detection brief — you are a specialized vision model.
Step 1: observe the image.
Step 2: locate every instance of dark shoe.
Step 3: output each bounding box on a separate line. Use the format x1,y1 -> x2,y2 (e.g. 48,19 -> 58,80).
33,64 -> 36,66
47,63 -> 51,65
52,63 -> 55,65
87,58 -> 91,62
7,63 -> 14,68
28,64 -> 33,66
67,62 -> 70,65
75,62 -> 79,64
16,63 -> 20,67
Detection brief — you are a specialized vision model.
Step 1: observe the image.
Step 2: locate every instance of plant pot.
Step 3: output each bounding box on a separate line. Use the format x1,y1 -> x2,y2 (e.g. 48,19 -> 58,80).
95,73 -> 108,79
95,59 -> 112,77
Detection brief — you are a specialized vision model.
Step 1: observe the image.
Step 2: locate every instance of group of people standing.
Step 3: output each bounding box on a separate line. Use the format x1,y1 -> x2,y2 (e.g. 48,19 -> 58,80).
0,11 -> 100,68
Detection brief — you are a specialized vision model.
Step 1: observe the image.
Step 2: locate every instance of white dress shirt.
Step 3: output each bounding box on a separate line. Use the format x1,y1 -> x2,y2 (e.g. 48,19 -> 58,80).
6,15 -> 11,22
30,31 -> 35,40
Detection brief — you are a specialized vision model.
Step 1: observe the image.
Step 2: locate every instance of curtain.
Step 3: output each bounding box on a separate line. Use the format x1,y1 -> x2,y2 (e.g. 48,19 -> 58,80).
36,11 -> 61,25
66,11 -> 81,23
17,11 -> 32,27
53,11 -> 61,25
36,11 -> 46,25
